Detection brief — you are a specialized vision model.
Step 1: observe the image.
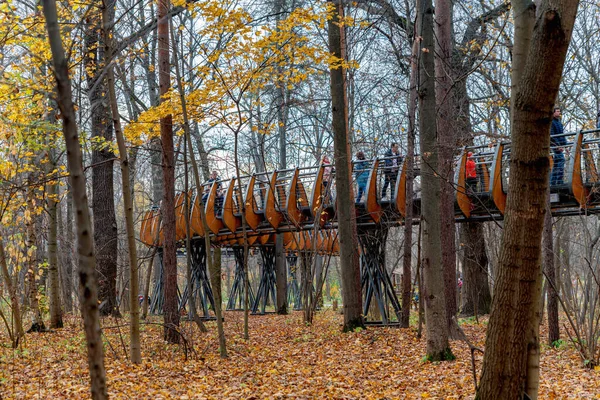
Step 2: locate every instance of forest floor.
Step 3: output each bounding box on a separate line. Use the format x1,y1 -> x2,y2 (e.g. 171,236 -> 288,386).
0,309 -> 598,399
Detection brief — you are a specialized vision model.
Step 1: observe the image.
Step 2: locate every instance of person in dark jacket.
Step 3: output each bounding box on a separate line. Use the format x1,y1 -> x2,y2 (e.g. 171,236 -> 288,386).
381,143 -> 402,200
354,151 -> 369,203
550,108 -> 567,185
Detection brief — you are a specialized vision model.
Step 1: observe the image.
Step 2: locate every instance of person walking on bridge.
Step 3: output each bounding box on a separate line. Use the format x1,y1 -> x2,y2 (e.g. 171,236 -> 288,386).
550,107 -> 567,186
354,151 -> 369,203
381,143 -> 402,200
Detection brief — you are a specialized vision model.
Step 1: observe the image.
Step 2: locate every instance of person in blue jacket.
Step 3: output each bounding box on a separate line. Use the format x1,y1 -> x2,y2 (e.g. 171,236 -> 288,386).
550,108 -> 567,185
354,151 -> 369,203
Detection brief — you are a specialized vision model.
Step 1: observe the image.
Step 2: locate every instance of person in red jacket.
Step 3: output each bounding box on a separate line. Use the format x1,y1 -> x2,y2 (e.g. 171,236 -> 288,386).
465,152 -> 477,192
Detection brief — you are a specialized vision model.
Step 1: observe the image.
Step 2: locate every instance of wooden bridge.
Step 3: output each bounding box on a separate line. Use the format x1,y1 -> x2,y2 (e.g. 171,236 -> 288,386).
140,128 -> 600,322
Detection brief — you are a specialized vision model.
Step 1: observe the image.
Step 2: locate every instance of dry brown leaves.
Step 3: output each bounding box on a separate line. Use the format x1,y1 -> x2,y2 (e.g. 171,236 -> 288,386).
0,311 -> 598,399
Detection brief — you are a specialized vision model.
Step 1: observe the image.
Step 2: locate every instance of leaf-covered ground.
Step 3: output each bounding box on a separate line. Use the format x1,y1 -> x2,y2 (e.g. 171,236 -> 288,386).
1,310 -> 598,399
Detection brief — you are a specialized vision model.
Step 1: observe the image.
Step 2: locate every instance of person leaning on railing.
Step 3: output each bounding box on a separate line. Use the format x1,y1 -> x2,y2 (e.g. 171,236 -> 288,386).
465,151 -> 477,193
550,107 -> 567,186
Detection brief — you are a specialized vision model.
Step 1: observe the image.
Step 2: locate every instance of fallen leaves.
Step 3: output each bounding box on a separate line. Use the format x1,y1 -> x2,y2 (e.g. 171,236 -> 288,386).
1,311 -> 598,399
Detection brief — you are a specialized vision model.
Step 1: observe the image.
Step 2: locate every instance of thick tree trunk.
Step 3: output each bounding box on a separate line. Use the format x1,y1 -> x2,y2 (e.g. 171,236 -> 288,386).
84,7 -> 119,318
435,0 -> 457,330
418,0 -> 452,361
42,1 -> 108,396
158,0 -> 179,344
103,0 -> 141,363
460,223 -> 491,316
476,0 -> 579,397
328,0 -> 364,332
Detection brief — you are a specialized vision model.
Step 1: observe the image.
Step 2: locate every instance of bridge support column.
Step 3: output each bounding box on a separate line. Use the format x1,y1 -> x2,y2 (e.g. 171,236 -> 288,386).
226,247 -> 255,311
358,227 -> 402,325
252,246 -> 277,314
180,239 -> 216,320
287,253 -> 302,310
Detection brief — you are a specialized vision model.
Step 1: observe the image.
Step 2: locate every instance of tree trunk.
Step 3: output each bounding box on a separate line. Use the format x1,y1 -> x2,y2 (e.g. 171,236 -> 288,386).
327,0 -> 364,332
0,239 -> 25,347
26,190 -> 45,332
401,19 -> 419,328
460,223 -> 492,316
476,0 -> 579,397
42,1 -> 108,396
62,184 -> 75,312
48,150 -> 63,328
435,0 -> 457,330
158,0 -> 179,344
544,199 -> 559,345
418,0 -> 452,361
103,0 -> 141,363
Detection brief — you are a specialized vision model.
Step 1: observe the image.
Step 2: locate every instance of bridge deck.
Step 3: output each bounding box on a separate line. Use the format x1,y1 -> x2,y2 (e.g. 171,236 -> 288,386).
141,128 -> 600,249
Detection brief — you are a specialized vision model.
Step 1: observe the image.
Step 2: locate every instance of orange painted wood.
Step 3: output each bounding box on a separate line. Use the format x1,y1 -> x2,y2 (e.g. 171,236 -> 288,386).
310,165 -> 324,216
584,143 -> 599,182
205,182 -> 224,234
222,178 -> 241,232
244,175 -> 262,231
491,144 -> 507,214
190,193 -> 205,237
366,159 -> 382,223
396,159 -> 407,216
286,168 -> 304,226
571,131 -> 589,208
174,192 -> 187,241
265,171 -> 284,229
139,211 -> 154,246
456,150 -> 471,218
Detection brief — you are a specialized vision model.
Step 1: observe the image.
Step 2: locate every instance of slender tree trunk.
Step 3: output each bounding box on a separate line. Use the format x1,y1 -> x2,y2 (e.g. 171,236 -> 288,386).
26,190 -> 44,331
48,151 -> 63,328
42,1 -> 108,396
476,0 -> 579,397
401,22 -> 419,328
63,185 -> 75,312
327,0 -> 364,332
544,199 -> 559,345
418,0 -> 452,361
103,0 -> 141,363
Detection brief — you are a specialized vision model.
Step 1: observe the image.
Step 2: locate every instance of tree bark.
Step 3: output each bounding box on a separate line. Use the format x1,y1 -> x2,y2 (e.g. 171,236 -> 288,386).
460,223 -> 491,316
103,0 -> 141,363
48,150 -> 63,328
476,0 -> 579,397
42,0 -> 108,396
418,0 -> 452,360
435,0 -> 457,330
158,0 -> 180,344
401,13 -> 419,329
0,238 -> 25,346
328,0 -> 364,332
84,5 -> 119,318
544,199 -> 559,345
